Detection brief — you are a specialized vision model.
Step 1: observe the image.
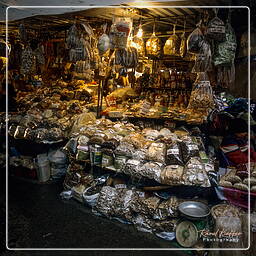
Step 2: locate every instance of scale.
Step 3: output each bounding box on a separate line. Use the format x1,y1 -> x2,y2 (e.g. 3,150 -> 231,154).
176,220 -> 199,248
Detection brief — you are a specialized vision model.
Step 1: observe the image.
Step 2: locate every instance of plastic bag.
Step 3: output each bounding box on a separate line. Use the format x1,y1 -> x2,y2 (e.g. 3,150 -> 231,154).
166,143 -> 183,165
146,33 -> 161,57
164,25 -> 181,56
183,157 -> 211,187
187,27 -> 204,54
180,141 -> 200,163
115,142 -> 135,157
154,196 -> 179,220
187,72 -> 215,110
112,17 -> 132,49
180,32 -> 187,57
192,40 -> 212,72
140,162 -> 164,182
160,165 -> 184,185
98,32 -> 110,55
93,186 -> 118,217
146,143 -> 166,163
122,159 -> 144,179
213,23 -> 237,66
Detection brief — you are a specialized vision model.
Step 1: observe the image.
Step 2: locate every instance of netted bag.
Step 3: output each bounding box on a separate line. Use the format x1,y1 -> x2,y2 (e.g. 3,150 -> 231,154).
213,23 -> 237,66
164,25 -> 181,56
207,15 -> 226,42
146,33 -> 161,57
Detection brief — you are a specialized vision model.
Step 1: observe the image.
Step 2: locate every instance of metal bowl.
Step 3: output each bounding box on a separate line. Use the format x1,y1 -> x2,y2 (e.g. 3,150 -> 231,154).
178,201 -> 210,219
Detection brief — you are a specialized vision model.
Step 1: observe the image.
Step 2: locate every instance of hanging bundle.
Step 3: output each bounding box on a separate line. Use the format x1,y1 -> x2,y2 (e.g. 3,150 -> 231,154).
19,24 -> 27,43
20,45 -> 35,75
179,19 -> 187,57
112,17 -> 133,49
98,24 -> 110,56
206,9 -> 226,41
163,24 -> 181,56
34,44 -> 45,65
192,39 -> 212,72
213,22 -> 236,66
67,24 -> 79,49
114,47 -> 138,68
187,22 -> 204,54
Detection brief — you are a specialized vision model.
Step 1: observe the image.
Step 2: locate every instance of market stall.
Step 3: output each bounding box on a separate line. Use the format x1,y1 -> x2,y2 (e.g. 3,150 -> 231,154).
1,4 -> 255,252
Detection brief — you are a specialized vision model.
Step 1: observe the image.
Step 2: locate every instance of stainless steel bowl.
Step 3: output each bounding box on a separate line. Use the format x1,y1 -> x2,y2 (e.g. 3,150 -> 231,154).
178,201 -> 210,219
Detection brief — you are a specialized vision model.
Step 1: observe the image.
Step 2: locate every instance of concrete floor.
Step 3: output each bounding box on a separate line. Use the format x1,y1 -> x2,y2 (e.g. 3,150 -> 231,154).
1,174 -> 190,256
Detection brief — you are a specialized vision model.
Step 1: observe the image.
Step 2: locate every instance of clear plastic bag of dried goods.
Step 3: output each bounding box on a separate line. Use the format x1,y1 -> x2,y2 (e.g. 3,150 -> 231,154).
146,32 -> 161,57
160,165 -> 184,185
131,195 -> 161,218
122,159 -> 144,179
146,142 -> 166,164
187,72 -> 215,110
187,24 -> 204,54
115,141 -> 135,158
192,40 -> 212,72
93,186 -> 118,217
216,64 -> 235,88
154,196 -> 180,220
207,11 -> 226,41
132,215 -> 154,233
123,132 -> 146,149
183,157 -> 211,187
180,141 -> 200,163
164,25 -> 181,56
142,128 -> 160,141
132,148 -> 147,161
102,138 -> 120,150
166,142 -> 183,165
112,187 -> 137,221
139,161 -> 164,182
213,22 -> 237,66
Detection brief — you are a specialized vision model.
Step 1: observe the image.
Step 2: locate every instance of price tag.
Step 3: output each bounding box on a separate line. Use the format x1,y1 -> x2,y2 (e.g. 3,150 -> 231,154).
167,149 -> 179,155
115,184 -> 127,189
208,26 -> 225,34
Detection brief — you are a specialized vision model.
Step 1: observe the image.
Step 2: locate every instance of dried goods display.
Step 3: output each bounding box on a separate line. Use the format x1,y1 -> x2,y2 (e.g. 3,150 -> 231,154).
4,6 -> 252,251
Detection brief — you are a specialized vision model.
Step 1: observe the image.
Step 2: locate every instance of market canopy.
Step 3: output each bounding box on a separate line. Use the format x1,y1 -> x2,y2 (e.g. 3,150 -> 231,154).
1,0 -> 233,22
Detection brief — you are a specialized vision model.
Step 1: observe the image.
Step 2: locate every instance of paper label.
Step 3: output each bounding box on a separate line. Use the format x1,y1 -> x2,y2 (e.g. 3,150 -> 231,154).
188,144 -> 199,151
208,26 -> 225,34
115,184 -> 127,189
167,149 -> 179,155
